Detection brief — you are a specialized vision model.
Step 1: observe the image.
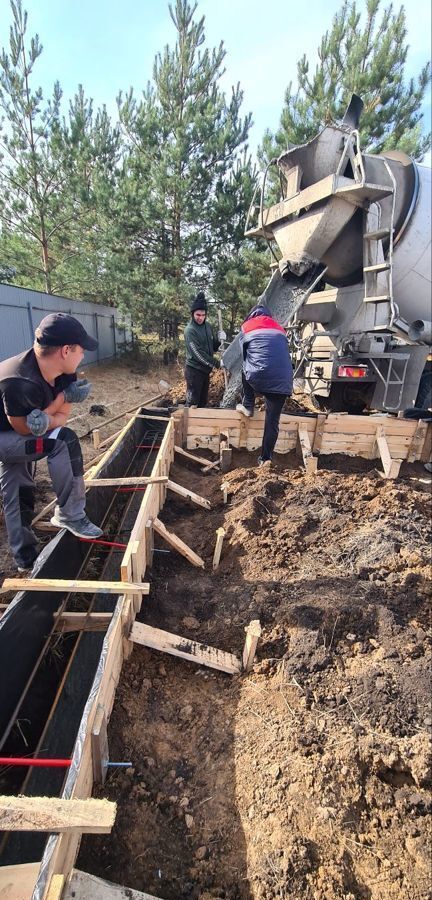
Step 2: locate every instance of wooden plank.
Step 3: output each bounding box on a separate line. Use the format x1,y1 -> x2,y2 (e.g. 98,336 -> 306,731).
407,420 -> 429,462
0,796 -> 116,834
201,458 -> 221,473
297,424 -> 318,474
212,527 -> 226,570
1,579 -> 150,596
91,705 -> 109,785
64,869 -> 162,900
83,393 -> 163,438
54,612 -> 113,633
90,414 -> 137,481
376,426 -> 402,479
167,479 -> 211,509
312,413 -> 326,453
35,605 -> 126,898
242,620 -> 262,673
96,427 -> 124,451
129,622 -> 241,675
153,518 -> 204,568
46,875 -> 65,900
85,476 -> 168,487
174,445 -> 213,466
0,862 -> 39,900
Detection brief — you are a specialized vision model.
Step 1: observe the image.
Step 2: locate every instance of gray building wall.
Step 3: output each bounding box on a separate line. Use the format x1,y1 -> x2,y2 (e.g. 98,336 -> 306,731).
0,283 -> 132,364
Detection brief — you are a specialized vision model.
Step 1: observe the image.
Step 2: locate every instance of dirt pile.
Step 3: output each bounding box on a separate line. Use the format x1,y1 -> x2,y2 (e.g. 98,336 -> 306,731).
79,453 -> 431,899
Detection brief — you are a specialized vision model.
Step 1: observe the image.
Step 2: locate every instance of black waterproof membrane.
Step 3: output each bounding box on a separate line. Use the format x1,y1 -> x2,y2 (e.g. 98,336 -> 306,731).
0,410 -> 169,867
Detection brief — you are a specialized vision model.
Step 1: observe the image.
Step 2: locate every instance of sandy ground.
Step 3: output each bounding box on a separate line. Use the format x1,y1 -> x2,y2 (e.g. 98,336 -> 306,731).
1,360 -> 431,899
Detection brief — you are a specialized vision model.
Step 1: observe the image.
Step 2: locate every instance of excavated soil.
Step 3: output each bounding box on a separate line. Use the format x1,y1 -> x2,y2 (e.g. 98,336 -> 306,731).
1,359 -> 430,897
79,451 -> 432,900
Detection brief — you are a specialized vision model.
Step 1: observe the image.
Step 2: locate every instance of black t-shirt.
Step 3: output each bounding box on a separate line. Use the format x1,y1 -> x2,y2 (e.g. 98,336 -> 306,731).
0,349 -> 75,432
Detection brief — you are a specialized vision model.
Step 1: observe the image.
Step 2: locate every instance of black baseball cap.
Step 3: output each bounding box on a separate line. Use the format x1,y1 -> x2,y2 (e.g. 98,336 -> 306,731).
35,313 -> 98,351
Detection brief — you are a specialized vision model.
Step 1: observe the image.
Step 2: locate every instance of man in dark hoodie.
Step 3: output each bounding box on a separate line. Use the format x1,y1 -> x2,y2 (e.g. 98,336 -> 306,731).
184,292 -> 221,407
237,304 -> 293,464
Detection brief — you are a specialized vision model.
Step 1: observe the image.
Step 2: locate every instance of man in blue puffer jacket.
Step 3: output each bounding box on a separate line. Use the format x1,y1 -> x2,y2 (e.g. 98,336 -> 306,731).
237,304 -> 293,465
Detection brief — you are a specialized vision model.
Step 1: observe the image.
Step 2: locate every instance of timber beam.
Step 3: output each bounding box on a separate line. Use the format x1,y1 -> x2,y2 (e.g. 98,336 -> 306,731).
1,578 -> 150,596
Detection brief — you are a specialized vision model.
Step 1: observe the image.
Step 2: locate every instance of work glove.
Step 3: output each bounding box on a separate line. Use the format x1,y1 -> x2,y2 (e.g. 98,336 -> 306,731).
218,330 -> 227,342
63,379 -> 92,403
26,409 -> 50,436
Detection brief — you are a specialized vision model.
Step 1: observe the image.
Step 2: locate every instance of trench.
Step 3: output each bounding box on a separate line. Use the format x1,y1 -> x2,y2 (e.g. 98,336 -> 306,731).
0,411 -> 169,867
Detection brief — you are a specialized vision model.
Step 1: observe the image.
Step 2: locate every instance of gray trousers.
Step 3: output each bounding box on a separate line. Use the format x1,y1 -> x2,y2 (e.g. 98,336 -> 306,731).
0,426 -> 85,569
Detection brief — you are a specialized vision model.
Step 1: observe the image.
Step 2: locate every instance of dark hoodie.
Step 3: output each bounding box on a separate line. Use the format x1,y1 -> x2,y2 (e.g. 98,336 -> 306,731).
239,305 -> 293,395
184,317 -> 220,373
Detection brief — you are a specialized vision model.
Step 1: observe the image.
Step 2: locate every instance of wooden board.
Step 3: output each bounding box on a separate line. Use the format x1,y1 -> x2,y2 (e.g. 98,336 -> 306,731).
64,869 -> 162,900
0,796 -> 116,834
36,603 -> 126,897
167,479 -> 211,509
1,579 -> 150,596
54,612 -> 113,633
185,410 -> 430,467
0,862 -> 39,900
153,518 -> 205,568
130,622 -> 241,675
85,476 -> 168,487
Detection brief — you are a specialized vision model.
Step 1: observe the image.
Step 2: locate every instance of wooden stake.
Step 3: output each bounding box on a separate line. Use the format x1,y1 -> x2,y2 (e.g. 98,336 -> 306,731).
92,429 -> 101,450
91,705 -> 109,785
212,527 -> 226,570
129,622 -> 241,675
376,425 -> 402,479
221,483 -> 228,504
1,578 -> 150,596
219,439 -> 232,474
0,795 -> 116,834
167,479 -> 211,509
153,518 -> 204,568
242,620 -> 262,673
297,424 -> 318,474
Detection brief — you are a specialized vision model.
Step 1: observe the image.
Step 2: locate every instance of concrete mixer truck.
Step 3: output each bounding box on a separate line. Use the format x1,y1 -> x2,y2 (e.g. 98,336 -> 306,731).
221,95 -> 431,413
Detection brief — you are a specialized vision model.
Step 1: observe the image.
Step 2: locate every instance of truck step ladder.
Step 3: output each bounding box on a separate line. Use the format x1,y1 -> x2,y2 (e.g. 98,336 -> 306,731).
363,160 -> 396,310
368,354 -> 410,411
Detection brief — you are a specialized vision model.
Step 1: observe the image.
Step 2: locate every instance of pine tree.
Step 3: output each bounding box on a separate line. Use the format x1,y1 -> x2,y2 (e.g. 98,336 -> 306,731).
260,0 -> 431,168
0,2 -> 120,299
0,0 -> 62,292
116,0 -> 252,333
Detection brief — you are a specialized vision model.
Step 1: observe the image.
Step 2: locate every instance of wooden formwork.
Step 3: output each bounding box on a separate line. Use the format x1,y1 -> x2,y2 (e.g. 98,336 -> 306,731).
182,408 -> 431,479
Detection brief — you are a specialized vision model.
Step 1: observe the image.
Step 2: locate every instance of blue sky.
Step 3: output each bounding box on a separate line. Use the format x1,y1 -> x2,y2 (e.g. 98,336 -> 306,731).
0,0 -> 430,159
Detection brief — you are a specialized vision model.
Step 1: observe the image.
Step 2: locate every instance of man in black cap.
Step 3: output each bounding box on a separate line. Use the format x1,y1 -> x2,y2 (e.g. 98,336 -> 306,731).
0,313 -> 103,572
184,292 -> 222,407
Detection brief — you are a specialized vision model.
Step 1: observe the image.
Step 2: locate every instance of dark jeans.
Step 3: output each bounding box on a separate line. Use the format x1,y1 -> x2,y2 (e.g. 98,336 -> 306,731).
242,375 -> 287,461
185,365 -> 210,407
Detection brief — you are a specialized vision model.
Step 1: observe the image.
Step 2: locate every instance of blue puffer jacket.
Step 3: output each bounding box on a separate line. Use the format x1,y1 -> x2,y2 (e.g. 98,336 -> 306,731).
239,305 -> 293,395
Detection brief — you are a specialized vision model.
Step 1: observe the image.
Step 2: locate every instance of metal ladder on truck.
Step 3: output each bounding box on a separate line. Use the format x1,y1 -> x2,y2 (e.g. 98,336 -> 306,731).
362,161 -> 409,410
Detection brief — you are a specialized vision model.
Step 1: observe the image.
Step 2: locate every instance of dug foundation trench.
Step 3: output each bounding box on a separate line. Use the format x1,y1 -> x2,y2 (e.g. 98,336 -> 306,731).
0,406 -> 430,899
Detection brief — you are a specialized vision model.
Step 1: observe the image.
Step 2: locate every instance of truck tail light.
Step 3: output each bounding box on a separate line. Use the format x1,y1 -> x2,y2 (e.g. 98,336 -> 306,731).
337,366 -> 368,378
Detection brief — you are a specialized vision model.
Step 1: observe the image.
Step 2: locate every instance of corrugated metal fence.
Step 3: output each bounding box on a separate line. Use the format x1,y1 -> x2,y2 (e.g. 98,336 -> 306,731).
0,283 -> 133,365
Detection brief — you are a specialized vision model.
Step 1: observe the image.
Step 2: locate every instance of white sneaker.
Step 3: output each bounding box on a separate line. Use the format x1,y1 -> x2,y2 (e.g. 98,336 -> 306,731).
236,403 -> 253,417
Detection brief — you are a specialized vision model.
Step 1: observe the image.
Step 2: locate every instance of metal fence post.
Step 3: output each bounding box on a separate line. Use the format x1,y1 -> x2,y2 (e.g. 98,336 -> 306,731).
93,313 -> 100,363
26,301 -> 34,341
111,315 -> 117,358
